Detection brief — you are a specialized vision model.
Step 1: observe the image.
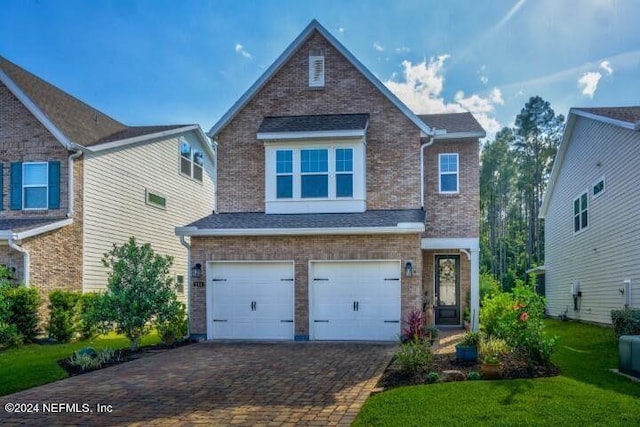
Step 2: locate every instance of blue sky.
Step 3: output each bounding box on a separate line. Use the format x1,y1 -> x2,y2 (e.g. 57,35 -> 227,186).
1,0 -> 639,140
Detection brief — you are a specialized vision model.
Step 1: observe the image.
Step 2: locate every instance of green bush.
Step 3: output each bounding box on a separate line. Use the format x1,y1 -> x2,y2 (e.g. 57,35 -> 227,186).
480,272 -> 501,300
0,283 -> 40,342
0,322 -> 23,347
611,309 -> 640,337
395,337 -> 433,375
76,292 -> 110,339
47,290 -> 81,343
156,301 -> 188,345
480,291 -> 514,338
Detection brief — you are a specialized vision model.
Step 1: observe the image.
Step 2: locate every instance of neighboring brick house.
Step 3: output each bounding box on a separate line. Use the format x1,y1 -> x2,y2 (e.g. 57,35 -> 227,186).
0,56 -> 216,313
540,106 -> 640,324
176,20 -> 484,341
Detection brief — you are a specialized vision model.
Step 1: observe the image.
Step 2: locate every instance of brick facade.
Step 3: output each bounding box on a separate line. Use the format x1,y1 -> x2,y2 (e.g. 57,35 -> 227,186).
189,234 -> 423,336
216,31 -> 422,213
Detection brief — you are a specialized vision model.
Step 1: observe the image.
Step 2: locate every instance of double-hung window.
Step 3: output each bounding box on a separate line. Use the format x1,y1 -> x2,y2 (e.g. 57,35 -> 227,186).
335,148 -> 353,197
439,153 -> 459,193
179,140 -> 203,182
301,149 -> 328,198
23,162 -> 48,209
276,150 -> 293,198
573,192 -> 588,233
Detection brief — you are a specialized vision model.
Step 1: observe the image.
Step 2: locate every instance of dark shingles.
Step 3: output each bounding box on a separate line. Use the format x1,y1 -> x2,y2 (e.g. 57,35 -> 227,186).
187,209 -> 424,230
0,217 -> 69,233
94,125 -> 192,145
258,114 -> 369,134
418,112 -> 485,135
574,106 -> 640,126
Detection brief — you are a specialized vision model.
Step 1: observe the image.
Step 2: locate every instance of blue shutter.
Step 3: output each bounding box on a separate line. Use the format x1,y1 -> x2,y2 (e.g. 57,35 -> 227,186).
48,161 -> 61,210
0,164 -> 3,211
10,162 -> 22,210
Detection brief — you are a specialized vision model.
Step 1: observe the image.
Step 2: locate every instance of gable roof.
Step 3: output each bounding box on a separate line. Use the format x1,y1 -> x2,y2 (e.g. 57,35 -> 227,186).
418,112 -> 485,139
208,19 -> 434,139
0,56 -> 213,158
540,106 -> 640,218
257,113 -> 369,140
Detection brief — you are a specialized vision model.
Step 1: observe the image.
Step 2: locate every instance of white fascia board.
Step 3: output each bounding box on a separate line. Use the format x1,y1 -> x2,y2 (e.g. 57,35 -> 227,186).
0,69 -> 73,149
0,231 -> 12,240
12,218 -> 73,241
572,108 -> 637,131
88,125 -> 216,162
434,131 -> 486,140
258,129 -> 365,141
176,223 -> 424,237
208,19 -> 434,139
421,237 -> 480,251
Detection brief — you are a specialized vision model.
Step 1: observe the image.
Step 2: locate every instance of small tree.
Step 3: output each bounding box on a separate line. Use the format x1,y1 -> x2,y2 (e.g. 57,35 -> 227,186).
101,237 -> 176,350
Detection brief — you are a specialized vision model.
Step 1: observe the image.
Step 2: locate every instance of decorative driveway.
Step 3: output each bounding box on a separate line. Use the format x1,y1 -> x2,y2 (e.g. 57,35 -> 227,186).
1,341 -> 396,426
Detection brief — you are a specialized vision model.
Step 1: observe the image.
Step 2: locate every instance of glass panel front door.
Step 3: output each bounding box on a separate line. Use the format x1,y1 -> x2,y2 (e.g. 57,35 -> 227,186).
435,255 -> 460,325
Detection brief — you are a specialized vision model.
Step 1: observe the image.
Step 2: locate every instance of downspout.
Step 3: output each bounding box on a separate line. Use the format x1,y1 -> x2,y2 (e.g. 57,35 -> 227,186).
67,149 -> 83,217
8,237 -> 29,287
179,235 -> 192,336
420,136 -> 435,209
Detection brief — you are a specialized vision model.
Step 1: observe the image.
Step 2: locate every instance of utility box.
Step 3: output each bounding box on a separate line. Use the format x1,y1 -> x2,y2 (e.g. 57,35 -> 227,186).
619,335 -> 640,377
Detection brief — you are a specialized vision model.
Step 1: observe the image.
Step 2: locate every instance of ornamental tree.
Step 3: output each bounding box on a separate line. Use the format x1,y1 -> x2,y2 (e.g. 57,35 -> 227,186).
101,237 -> 177,350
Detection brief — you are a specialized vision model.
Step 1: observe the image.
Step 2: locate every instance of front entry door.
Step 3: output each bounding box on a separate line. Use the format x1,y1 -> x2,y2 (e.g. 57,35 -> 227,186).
435,255 -> 460,325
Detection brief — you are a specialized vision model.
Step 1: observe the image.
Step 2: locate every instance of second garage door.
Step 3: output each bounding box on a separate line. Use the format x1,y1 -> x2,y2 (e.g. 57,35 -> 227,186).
309,260 -> 401,341
207,261 -> 294,340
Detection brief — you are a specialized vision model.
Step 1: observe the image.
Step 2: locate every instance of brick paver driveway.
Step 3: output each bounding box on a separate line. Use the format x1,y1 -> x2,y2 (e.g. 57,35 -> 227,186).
1,341 -> 395,426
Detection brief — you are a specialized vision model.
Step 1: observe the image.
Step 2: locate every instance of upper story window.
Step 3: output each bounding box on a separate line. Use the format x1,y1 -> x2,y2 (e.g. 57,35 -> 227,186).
335,148 -> 353,197
276,150 -> 293,199
23,162 -> 48,209
308,55 -> 325,88
573,191 -> 588,233
180,140 -> 203,182
301,149 -> 329,198
593,177 -> 605,198
439,153 -> 459,193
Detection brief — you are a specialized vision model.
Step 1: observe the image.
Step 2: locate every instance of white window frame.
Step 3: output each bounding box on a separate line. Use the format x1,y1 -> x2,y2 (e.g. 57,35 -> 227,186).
22,162 -> 48,210
145,188 -> 167,210
573,190 -> 589,234
335,148 -> 353,198
592,176 -> 605,199
438,153 -> 459,194
300,148 -> 329,199
275,149 -> 293,199
179,139 -> 203,183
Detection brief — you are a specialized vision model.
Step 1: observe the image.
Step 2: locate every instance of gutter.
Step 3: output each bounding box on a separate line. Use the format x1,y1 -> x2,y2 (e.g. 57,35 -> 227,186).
175,223 -> 426,237
420,136 -> 435,209
179,235 -> 192,337
8,237 -> 29,286
67,148 -> 83,217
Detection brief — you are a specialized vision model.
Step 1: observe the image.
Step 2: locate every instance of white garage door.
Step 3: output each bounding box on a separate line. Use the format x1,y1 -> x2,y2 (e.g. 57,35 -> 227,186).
309,260 -> 401,341
207,261 -> 294,340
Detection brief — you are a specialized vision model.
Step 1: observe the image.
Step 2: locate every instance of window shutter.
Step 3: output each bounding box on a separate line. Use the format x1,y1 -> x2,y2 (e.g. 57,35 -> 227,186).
10,162 -> 22,210
0,164 -> 3,211
48,161 -> 61,209
309,55 -> 325,87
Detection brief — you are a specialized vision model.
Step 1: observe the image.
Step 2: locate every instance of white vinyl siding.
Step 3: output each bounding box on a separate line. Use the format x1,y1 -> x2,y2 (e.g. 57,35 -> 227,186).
544,116 -> 640,324
83,132 -> 215,300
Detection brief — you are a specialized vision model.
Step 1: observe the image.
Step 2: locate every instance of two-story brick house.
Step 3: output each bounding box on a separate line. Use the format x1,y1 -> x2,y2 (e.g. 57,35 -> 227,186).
177,20 -> 483,341
0,56 -> 216,313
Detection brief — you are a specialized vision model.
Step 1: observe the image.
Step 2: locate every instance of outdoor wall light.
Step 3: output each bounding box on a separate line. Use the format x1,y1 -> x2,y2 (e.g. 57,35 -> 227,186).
191,263 -> 202,278
405,261 -> 414,277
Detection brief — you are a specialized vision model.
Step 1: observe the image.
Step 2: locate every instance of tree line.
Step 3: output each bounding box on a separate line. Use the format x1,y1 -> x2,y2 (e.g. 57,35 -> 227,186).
480,96 -> 565,290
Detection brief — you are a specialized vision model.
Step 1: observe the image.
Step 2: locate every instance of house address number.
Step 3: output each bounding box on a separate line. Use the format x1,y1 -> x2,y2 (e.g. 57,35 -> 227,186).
193,281 -> 205,288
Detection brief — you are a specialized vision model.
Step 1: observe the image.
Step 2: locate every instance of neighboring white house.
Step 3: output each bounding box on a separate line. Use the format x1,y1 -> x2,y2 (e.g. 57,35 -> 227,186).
540,106 -> 640,324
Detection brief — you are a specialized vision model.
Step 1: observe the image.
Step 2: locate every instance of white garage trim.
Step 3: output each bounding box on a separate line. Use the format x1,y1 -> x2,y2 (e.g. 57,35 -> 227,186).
308,259 -> 402,341
206,260 -> 295,340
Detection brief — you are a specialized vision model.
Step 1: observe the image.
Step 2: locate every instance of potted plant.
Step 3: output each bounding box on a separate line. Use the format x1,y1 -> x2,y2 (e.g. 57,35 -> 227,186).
480,354 -> 502,379
424,325 -> 439,347
455,331 -> 480,362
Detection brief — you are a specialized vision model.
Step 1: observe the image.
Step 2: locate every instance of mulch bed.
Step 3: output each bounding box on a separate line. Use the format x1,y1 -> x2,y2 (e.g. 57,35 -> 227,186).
58,339 -> 196,376
378,351 -> 560,389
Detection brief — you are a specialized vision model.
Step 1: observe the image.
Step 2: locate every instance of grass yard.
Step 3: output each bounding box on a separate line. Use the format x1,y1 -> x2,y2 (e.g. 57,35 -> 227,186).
354,320 -> 640,426
0,333 -> 160,397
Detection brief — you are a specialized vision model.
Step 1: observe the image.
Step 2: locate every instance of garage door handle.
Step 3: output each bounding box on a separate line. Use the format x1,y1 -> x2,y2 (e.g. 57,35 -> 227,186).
314,320 -> 329,323
314,278 -> 329,281
212,319 -> 228,322
280,320 -> 294,323
212,278 -> 227,282
384,278 -> 400,281
281,278 -> 294,281
384,320 -> 400,323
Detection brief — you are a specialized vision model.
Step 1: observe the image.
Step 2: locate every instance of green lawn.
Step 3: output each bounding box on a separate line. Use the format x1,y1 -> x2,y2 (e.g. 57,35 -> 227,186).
354,320 -> 640,426
0,333 -> 160,397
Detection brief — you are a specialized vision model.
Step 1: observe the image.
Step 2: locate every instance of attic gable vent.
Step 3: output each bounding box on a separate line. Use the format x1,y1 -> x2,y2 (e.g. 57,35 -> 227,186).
309,55 -> 325,88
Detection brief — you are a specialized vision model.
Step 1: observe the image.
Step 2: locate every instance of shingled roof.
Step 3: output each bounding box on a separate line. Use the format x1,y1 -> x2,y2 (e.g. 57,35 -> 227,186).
258,114 -> 369,134
0,56 -> 197,148
418,112 -> 485,138
573,107 -> 640,130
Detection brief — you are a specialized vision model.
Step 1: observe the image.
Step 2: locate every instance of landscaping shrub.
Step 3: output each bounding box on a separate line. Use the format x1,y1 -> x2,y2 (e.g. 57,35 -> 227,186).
156,301 -> 188,345
480,291 -> 514,338
76,292 -> 110,339
0,322 -> 23,347
611,308 -> 640,337
480,336 -> 511,357
0,283 -> 40,342
101,237 -> 177,350
402,309 -> 426,341
395,337 -> 433,375
47,290 -> 81,343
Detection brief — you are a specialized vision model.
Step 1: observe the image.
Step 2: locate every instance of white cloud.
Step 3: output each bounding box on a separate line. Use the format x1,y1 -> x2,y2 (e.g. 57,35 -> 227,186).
480,75 -> 489,84
577,71 -> 602,98
493,0 -> 527,33
373,41 -> 384,52
384,57 -> 503,138
234,43 -> 252,59
600,60 -> 613,75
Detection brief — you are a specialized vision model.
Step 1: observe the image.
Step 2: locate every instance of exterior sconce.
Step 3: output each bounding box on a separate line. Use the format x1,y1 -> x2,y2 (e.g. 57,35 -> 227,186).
191,263 -> 202,278
405,261 -> 414,277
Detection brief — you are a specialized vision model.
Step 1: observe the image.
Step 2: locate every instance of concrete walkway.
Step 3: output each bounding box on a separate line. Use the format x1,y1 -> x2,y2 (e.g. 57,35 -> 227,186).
1,341 -> 396,426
